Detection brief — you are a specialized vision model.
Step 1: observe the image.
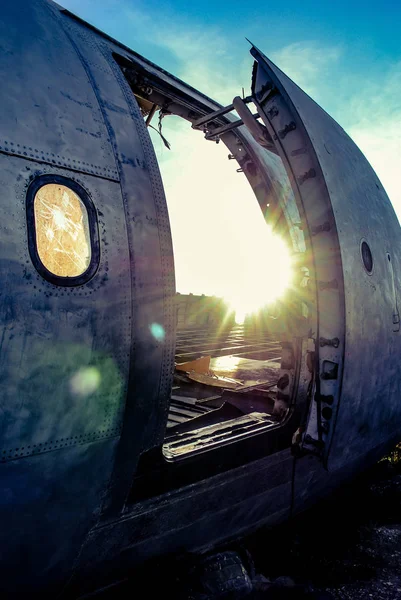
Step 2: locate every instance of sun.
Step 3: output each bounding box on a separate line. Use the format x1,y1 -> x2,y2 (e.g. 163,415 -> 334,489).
224,227 -> 293,325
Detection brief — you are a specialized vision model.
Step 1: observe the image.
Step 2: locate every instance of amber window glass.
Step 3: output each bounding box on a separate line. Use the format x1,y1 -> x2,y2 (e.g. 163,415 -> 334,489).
33,183 -> 91,277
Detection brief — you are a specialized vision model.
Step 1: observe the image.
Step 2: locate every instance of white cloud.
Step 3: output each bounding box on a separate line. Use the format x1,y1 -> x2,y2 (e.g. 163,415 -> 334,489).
270,41 -> 343,99
345,63 -> 401,220
269,41 -> 401,221
62,1 -> 401,289
136,17 -> 401,296
149,117 -> 288,303
62,0 -> 400,221
124,7 -> 253,103
125,7 -> 288,303
349,121 -> 401,222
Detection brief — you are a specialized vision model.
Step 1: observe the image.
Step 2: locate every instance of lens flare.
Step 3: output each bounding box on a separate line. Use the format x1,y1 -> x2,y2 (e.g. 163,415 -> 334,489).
150,323 -> 166,342
225,227 -> 293,323
70,366 -> 101,397
234,309 -> 247,325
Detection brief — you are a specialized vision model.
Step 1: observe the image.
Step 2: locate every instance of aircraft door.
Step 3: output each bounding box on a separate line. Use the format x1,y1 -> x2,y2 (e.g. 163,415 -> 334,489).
249,46 -> 401,470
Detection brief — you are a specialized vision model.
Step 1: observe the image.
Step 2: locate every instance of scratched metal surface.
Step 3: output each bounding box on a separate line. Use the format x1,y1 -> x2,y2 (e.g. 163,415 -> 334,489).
0,1 -> 118,179
60,448 -> 295,598
252,48 -> 401,471
54,8 -> 176,517
0,0 -> 174,595
0,154 -> 129,595
0,440 -> 119,597
0,155 -> 128,458
0,0 -> 400,597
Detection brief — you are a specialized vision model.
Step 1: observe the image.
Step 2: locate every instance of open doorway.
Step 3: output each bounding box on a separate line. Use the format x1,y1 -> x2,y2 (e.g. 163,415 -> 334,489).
149,113 -> 297,460
115,52 -> 313,472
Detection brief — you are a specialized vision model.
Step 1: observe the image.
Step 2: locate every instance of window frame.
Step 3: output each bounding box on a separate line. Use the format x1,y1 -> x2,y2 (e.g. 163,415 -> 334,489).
26,175 -> 100,286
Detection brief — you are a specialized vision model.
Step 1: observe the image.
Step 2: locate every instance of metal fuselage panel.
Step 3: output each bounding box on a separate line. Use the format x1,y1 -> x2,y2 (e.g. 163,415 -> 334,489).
0,1 -> 117,179
0,0 -> 400,597
251,50 -> 401,469
62,449 -> 294,597
0,0 -> 174,595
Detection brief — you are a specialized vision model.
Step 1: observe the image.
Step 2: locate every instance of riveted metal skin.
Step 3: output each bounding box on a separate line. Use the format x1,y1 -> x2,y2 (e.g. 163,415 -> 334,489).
0,0 -> 174,595
1,2 -> 400,598
251,47 -> 344,463
251,47 -> 401,476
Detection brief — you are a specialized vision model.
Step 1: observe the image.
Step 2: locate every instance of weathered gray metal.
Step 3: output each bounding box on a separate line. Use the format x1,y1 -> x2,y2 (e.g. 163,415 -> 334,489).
250,46 -> 401,468
0,1 -> 399,598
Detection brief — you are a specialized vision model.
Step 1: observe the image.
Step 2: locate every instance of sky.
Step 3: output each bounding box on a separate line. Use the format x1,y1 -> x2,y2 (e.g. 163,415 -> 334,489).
61,0 -> 401,307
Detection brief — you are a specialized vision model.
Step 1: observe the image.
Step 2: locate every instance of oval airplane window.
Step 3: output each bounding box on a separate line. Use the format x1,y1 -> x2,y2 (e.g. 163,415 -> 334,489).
27,176 -> 99,286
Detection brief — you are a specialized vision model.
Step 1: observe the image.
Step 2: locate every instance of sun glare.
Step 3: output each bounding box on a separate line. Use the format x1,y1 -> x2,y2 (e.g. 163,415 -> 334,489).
151,116 -> 295,314
225,227 -> 293,325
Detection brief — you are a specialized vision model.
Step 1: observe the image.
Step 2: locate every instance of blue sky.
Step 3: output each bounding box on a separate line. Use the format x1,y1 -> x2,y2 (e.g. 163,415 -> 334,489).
61,0 -> 401,300
61,0 -> 401,210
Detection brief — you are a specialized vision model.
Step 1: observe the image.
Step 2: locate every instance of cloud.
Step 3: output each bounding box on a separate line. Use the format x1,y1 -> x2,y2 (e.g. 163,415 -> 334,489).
268,41 -> 401,221
350,120 -> 401,221
124,6 -> 253,103
270,41 -> 343,99
62,0 -> 401,289
122,6 -> 288,300
62,0 -> 400,221
346,62 -> 401,220
134,16 -> 401,295
149,117 -> 281,300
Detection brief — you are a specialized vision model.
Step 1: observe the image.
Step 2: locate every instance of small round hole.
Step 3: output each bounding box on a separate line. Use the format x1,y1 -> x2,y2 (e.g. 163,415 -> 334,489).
322,406 -> 333,420
361,241 -> 373,274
